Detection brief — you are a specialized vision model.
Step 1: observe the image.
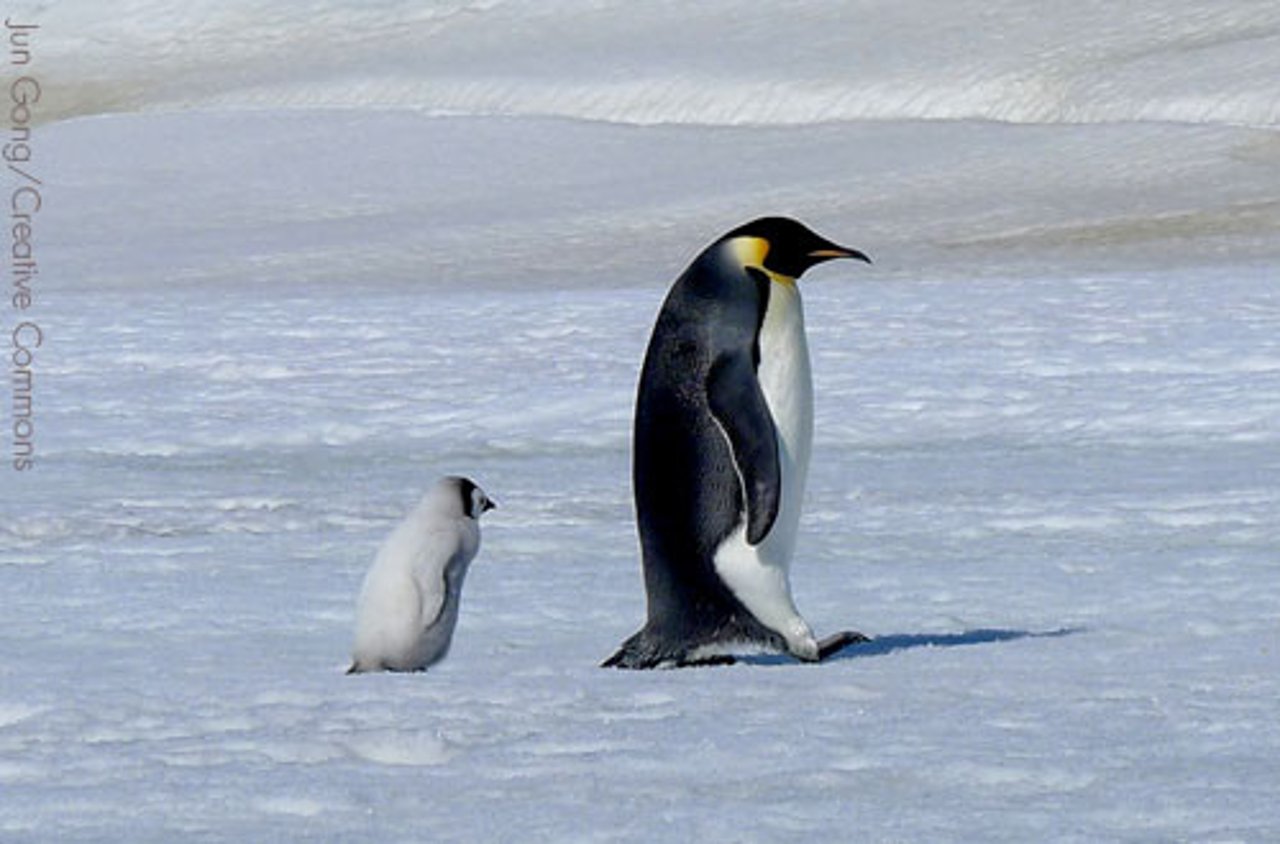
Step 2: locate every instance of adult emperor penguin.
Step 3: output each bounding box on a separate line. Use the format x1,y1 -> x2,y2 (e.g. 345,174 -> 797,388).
604,217 -> 871,669
348,476 -> 495,674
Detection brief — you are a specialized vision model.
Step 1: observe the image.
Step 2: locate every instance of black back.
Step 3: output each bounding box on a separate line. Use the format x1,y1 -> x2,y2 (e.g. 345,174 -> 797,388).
616,241 -> 785,665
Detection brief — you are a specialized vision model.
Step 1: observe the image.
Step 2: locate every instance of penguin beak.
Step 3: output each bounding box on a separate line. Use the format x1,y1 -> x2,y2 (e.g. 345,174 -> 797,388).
808,245 -> 873,265
482,498 -> 497,513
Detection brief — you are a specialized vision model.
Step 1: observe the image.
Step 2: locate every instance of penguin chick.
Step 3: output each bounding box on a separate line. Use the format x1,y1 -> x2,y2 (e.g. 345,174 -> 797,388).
348,476 -> 495,674
605,217 -> 871,669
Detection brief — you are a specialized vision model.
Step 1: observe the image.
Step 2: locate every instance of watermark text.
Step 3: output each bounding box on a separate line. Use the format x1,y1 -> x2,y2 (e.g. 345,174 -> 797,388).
7,17 -> 41,471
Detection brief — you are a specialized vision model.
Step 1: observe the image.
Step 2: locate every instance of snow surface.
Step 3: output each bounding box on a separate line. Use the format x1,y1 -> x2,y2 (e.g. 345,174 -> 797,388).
4,1 -> 1280,841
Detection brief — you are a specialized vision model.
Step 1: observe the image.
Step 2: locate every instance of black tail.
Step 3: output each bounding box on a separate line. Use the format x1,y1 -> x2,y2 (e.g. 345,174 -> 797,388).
602,616 -> 782,669
601,628 -> 670,669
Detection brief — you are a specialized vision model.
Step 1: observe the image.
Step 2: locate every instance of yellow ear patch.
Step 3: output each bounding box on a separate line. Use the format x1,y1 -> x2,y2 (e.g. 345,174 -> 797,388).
725,236 -> 796,287
727,235 -> 770,269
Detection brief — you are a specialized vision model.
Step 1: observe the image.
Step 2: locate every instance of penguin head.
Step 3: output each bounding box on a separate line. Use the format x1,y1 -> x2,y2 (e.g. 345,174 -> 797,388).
445,476 -> 497,520
720,216 -> 870,283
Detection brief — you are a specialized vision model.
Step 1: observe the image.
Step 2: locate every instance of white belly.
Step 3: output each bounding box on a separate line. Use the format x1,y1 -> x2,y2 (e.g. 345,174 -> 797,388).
712,280 -> 816,656
756,280 -> 814,559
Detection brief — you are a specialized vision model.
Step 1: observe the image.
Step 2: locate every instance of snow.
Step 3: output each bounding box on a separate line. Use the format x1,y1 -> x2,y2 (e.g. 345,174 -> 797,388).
4,0 -> 1280,841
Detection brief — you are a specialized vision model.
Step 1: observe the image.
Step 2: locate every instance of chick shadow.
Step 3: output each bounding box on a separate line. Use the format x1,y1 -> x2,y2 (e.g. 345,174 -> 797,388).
740,626 -> 1084,667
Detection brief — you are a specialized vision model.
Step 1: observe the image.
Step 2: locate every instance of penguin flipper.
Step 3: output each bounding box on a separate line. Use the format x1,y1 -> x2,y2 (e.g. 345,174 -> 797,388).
707,351 -> 781,545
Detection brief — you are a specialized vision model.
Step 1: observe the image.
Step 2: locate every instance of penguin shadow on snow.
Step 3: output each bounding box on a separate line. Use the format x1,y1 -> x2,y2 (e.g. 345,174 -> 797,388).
737,627 -> 1085,667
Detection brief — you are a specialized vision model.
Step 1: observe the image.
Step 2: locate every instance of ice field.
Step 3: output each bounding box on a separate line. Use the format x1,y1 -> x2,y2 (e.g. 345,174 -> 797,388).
3,1 -> 1279,840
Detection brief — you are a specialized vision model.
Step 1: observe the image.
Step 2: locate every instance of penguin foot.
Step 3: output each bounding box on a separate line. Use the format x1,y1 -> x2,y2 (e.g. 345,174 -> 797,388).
816,630 -> 870,661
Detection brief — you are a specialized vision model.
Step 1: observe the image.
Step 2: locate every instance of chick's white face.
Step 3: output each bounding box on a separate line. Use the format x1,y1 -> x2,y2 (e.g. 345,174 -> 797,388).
466,485 -> 495,521
429,477 -> 496,522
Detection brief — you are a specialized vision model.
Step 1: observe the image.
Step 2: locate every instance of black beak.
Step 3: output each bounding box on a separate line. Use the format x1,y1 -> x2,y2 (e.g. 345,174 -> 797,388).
808,245 -> 872,265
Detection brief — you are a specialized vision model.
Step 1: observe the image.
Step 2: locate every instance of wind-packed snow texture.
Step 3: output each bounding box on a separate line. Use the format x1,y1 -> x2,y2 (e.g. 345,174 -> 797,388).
3,1 -> 1278,841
